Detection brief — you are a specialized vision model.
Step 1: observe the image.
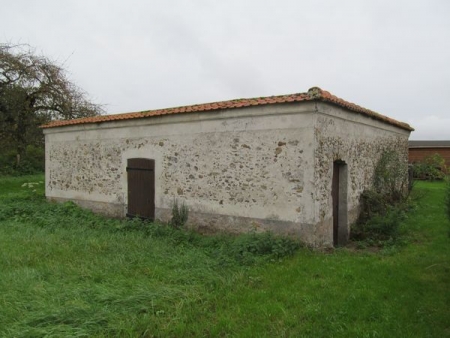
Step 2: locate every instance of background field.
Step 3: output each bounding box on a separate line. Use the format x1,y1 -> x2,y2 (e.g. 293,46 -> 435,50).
0,175 -> 448,337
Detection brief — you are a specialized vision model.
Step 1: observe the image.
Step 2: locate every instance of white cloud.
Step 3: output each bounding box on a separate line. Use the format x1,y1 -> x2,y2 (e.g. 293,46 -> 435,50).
408,115 -> 450,140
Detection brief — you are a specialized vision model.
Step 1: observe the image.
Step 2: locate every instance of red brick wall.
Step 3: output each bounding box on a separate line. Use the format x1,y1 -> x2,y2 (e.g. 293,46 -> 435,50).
409,148 -> 450,167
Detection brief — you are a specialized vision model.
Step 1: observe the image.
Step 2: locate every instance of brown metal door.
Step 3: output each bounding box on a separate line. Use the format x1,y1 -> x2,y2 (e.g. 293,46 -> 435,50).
332,162 -> 340,246
127,158 -> 155,220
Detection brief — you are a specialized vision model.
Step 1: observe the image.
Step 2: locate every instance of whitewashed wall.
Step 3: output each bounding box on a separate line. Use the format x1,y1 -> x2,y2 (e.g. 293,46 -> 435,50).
44,101 -> 410,246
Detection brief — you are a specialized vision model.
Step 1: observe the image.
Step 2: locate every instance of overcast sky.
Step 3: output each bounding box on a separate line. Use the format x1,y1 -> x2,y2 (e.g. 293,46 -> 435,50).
2,0 -> 449,139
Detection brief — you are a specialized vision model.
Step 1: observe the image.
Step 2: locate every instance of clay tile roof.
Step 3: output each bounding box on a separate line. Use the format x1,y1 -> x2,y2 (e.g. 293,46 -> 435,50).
41,87 -> 414,131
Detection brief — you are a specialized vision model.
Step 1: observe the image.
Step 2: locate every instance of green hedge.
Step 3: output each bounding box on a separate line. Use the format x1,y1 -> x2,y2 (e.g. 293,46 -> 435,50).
0,145 -> 44,175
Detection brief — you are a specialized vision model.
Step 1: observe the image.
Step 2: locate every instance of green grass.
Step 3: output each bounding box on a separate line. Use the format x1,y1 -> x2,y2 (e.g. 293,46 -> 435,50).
0,175 -> 449,337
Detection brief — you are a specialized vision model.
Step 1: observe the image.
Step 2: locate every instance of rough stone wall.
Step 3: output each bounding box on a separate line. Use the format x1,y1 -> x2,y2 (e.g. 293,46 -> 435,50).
45,107 -> 319,241
46,129 -> 313,220
44,102 -> 411,246
47,141 -> 123,200
312,103 -> 410,245
157,130 -> 312,221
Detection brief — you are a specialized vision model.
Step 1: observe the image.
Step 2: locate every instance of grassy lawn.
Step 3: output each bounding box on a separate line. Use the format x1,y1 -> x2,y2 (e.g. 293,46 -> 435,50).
0,175 -> 449,337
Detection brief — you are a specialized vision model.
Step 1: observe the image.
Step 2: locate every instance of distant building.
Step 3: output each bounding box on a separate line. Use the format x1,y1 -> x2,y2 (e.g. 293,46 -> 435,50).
409,141 -> 450,167
42,87 -> 413,247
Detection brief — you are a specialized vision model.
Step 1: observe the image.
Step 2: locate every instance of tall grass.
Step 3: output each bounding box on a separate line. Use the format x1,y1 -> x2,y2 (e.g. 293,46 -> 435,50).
0,175 -> 449,337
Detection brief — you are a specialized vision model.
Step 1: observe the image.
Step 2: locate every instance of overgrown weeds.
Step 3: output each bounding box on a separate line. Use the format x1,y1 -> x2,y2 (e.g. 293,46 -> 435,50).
0,181 -> 300,265
445,176 -> 450,236
208,231 -> 301,266
170,198 -> 189,228
120,219 -> 301,265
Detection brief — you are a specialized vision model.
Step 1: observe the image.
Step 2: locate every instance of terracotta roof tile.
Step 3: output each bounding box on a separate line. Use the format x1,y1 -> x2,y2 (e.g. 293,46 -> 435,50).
41,87 -> 414,131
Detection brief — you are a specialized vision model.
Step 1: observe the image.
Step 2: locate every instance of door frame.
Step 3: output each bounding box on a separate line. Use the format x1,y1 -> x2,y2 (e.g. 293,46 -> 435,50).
332,160 -> 348,246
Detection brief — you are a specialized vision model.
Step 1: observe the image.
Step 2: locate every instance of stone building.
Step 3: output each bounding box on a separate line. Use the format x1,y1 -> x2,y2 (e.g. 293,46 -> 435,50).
42,87 -> 413,246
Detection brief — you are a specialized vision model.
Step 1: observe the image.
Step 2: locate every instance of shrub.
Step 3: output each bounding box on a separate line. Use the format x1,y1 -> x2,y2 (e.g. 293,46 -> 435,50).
170,199 -> 189,229
357,190 -> 388,225
0,145 -> 44,175
373,149 -> 408,202
352,149 -> 410,244
352,206 -> 405,242
412,153 -> 447,181
445,177 -> 450,236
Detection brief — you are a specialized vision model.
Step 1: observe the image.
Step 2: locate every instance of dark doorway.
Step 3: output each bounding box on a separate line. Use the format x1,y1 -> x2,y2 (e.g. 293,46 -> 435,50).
127,158 -> 155,220
332,160 -> 348,246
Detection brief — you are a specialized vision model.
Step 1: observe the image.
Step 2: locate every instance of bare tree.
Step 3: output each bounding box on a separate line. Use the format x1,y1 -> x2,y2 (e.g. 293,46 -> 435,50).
0,43 -> 104,159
